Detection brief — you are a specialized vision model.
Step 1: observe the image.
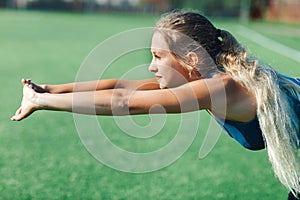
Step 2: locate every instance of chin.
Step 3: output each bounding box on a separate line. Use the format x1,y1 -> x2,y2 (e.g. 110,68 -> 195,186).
159,85 -> 167,89
158,80 -> 166,89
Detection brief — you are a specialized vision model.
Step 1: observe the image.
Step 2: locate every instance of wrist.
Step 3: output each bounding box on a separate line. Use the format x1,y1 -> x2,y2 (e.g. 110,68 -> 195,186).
43,84 -> 61,94
42,84 -> 51,93
35,92 -> 48,110
44,84 -> 64,94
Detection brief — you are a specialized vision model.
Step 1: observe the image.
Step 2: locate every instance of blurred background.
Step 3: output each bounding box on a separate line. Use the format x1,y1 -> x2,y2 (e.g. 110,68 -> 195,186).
1,0 -> 300,23
1,0 -> 299,199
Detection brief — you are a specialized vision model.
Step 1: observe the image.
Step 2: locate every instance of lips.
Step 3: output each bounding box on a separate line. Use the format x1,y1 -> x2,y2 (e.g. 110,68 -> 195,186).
155,75 -> 162,81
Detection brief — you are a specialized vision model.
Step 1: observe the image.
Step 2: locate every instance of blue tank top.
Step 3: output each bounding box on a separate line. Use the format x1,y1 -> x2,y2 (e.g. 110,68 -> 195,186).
213,75 -> 300,151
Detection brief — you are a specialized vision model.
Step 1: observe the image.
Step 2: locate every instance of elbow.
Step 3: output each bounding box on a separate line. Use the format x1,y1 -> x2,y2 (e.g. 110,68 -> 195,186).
110,89 -> 130,115
114,79 -> 125,89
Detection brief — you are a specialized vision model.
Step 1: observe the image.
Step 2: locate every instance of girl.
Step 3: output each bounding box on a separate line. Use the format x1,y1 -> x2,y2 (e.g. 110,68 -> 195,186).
11,10 -> 300,199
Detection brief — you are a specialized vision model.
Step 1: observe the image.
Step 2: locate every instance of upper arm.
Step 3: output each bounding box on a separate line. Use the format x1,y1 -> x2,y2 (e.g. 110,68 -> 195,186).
127,77 -> 229,114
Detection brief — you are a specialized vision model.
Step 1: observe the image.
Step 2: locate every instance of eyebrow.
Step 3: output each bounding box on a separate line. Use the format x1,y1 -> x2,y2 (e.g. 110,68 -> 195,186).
151,48 -> 168,54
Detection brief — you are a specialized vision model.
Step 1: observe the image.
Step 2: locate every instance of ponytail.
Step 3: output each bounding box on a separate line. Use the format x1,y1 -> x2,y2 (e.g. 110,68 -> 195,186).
218,29 -> 240,54
216,29 -> 300,195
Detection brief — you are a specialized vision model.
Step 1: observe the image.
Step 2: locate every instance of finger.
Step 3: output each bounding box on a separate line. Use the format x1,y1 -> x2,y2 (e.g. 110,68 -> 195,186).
29,82 -> 38,91
11,114 -> 21,121
15,107 -> 22,116
11,107 -> 22,121
11,110 -> 29,121
10,115 -> 18,121
22,79 -> 32,85
24,83 -> 33,90
23,80 -> 40,92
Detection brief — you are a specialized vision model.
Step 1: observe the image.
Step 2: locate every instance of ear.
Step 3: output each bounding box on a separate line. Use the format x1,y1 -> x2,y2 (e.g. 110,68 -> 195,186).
187,52 -> 199,67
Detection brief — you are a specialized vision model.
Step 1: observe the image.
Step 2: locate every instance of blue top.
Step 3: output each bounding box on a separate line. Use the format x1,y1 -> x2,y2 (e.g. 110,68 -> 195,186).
213,75 -> 300,151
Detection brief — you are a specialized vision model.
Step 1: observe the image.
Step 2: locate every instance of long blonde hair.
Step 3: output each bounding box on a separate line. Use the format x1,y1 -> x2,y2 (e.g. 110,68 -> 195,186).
156,10 -> 300,195
217,30 -> 300,195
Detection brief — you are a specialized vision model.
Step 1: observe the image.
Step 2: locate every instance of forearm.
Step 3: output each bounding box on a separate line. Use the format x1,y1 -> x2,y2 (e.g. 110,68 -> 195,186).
45,78 -> 159,94
46,79 -> 119,94
37,89 -> 130,116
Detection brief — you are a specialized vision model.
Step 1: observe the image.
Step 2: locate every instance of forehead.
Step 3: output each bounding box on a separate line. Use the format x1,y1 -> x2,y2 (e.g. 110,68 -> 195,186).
151,32 -> 170,52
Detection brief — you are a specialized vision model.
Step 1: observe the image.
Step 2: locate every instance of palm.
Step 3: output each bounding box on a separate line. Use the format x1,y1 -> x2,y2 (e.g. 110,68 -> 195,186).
11,85 -> 39,121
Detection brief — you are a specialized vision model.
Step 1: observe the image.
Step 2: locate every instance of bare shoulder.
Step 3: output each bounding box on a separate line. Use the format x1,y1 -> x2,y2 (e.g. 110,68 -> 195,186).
210,73 -> 257,122
127,74 -> 256,119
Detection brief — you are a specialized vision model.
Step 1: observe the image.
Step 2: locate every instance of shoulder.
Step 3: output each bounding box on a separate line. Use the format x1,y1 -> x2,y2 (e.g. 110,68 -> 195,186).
209,73 -> 257,122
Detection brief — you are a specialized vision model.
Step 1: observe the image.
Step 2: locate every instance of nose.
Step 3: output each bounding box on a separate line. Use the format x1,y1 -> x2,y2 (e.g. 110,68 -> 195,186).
148,60 -> 158,72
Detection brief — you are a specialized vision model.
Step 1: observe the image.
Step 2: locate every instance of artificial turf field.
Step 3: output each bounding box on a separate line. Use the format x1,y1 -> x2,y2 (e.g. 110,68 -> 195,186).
1,10 -> 300,199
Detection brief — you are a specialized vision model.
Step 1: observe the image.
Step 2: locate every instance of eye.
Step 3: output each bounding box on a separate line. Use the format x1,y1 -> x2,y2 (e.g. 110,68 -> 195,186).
153,54 -> 161,59
151,50 -> 162,59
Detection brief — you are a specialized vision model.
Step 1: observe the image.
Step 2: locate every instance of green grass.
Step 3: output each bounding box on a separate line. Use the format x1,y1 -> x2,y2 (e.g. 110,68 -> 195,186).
1,10 -> 300,199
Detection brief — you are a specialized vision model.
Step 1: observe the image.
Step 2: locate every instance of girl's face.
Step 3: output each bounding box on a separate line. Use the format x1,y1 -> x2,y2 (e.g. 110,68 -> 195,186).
149,32 -> 190,89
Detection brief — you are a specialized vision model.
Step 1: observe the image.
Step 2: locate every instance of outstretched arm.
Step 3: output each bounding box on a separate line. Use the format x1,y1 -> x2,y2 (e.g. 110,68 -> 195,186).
12,74 -> 257,122
25,78 -> 160,94
11,76 -> 231,121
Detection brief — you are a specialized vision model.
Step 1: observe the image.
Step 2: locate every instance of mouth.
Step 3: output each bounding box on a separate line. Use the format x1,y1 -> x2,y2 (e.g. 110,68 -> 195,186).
155,75 -> 162,81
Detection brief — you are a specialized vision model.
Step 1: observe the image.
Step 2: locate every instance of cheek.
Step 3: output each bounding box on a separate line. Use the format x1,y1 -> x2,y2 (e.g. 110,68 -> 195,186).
168,65 -> 186,81
157,59 -> 187,87
160,67 -> 173,80
163,69 -> 186,88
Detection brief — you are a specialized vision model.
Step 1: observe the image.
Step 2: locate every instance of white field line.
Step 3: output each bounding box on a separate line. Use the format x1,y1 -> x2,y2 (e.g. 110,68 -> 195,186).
235,25 -> 300,63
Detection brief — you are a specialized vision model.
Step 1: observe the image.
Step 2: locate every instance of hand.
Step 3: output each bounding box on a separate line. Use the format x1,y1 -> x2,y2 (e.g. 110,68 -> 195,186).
11,81 -> 41,121
22,79 -> 48,93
